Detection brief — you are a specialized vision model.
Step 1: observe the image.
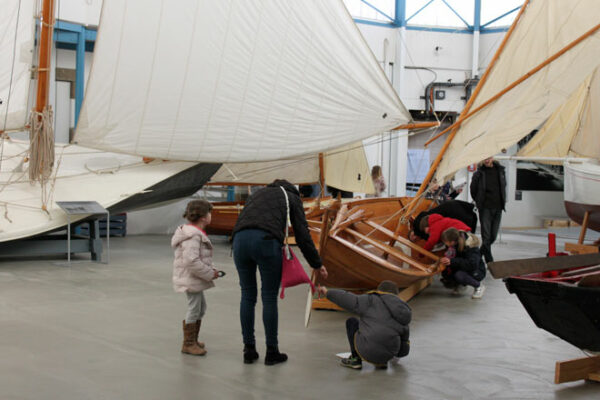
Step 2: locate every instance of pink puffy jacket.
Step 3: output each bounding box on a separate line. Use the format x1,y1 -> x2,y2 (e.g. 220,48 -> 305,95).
171,225 -> 216,293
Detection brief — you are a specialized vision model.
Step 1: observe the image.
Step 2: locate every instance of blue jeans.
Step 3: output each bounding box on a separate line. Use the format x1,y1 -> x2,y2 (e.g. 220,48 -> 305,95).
233,229 -> 282,347
478,208 -> 502,263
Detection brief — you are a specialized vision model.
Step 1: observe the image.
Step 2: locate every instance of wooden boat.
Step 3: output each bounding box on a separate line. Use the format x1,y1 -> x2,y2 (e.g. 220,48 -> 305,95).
206,196 -> 334,236
564,161 -> 600,233
505,268 -> 600,352
307,196 -> 442,299
489,252 -> 600,383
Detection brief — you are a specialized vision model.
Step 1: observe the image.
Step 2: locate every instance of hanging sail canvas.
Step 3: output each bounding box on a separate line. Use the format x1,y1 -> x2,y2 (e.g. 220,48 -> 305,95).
74,0 -> 410,162
435,0 -> 600,182
0,0 -> 35,131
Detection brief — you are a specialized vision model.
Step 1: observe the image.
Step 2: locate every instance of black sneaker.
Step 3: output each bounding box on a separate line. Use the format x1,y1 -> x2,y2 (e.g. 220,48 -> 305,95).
341,356 -> 362,369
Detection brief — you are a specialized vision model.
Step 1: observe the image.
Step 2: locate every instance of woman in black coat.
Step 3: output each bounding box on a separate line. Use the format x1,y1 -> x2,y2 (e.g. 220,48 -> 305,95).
232,179 -> 327,365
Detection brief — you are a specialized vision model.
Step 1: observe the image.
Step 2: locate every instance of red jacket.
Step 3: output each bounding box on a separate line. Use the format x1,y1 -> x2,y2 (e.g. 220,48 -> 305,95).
424,213 -> 471,251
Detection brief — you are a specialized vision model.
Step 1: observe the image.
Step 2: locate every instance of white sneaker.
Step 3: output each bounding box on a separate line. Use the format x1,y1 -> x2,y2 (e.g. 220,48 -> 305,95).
472,284 -> 485,299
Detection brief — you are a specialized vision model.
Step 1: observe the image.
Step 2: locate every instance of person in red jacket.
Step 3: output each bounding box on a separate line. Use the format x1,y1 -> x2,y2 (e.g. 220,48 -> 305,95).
418,213 -> 471,251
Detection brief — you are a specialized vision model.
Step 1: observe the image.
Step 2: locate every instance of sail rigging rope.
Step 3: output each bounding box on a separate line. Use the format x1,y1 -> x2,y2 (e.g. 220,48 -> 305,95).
28,107 -> 55,184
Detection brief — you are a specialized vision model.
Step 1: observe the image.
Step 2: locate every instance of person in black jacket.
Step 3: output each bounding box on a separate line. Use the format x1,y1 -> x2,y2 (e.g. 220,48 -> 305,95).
232,179 -> 327,366
440,228 -> 486,299
410,199 -> 477,242
470,157 -> 506,263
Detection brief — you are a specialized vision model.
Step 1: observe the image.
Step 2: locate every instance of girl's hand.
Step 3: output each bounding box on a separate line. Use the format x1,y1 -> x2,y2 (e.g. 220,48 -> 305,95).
440,257 -> 451,266
213,269 -> 220,279
317,285 -> 328,298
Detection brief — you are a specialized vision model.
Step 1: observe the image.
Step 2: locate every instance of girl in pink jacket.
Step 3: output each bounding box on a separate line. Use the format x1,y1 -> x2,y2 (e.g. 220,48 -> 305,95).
172,200 -> 219,356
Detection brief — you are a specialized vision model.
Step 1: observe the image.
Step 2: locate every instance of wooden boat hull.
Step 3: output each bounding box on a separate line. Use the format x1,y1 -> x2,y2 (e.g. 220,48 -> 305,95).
312,196 -> 440,291
206,202 -> 244,235
505,275 -> 600,352
207,196 -> 334,236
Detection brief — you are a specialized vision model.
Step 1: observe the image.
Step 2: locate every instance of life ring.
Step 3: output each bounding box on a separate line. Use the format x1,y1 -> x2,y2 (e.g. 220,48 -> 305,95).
467,163 -> 476,172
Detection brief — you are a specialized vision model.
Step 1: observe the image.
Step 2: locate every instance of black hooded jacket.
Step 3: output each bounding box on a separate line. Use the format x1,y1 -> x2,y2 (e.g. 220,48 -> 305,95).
232,180 -> 322,269
470,161 -> 506,211
413,200 -> 477,240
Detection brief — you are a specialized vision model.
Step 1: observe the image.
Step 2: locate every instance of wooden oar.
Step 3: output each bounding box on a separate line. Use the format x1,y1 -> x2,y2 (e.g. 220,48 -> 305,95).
304,270 -> 317,328
488,253 -> 600,279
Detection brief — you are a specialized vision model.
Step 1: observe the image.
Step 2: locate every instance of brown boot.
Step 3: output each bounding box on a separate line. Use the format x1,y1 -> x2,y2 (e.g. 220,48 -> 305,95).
194,320 -> 205,349
182,320 -> 206,356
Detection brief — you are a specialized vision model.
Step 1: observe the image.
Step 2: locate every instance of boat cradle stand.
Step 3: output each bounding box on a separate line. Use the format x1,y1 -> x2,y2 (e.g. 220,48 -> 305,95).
555,355 -> 600,384
311,276 -> 434,311
0,218 -> 104,261
0,201 -> 110,263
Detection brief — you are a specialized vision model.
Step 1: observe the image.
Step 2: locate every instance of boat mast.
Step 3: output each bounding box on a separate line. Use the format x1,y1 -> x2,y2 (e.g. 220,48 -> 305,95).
28,0 -> 56,202
400,0 -> 531,220
35,0 -> 55,114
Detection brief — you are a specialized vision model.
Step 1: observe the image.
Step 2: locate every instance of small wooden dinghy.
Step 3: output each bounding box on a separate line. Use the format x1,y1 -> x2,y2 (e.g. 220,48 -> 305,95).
307,196 -> 441,300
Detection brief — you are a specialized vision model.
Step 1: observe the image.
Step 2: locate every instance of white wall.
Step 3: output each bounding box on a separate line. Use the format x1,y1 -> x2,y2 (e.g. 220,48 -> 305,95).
56,0 -> 102,27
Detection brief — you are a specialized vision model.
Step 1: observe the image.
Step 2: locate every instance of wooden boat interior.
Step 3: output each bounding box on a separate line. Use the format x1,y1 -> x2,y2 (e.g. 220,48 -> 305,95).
307,196 -> 442,296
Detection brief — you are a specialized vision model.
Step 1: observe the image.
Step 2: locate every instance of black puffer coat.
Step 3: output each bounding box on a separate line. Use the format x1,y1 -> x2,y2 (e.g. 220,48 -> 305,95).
327,289 -> 411,365
232,180 -> 322,269
447,231 -> 486,281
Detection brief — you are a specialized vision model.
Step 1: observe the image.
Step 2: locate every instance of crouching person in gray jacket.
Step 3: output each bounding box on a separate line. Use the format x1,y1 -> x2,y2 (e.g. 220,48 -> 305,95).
318,281 -> 411,369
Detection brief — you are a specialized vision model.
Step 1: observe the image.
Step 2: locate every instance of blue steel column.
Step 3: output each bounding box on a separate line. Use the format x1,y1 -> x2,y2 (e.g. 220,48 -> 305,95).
75,26 -> 85,126
394,0 -> 406,27
471,0 -> 481,77
391,0 -> 407,196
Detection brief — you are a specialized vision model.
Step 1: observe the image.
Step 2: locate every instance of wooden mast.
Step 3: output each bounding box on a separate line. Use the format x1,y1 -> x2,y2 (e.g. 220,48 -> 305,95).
397,0 -> 531,223
35,0 -> 55,113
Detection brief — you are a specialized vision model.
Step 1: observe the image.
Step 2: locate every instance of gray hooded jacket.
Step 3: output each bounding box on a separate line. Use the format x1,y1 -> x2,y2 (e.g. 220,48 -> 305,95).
327,289 -> 411,364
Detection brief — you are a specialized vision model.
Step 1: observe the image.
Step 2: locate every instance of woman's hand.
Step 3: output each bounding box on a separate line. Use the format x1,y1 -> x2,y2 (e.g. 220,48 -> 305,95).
440,257 -> 451,266
319,266 -> 328,279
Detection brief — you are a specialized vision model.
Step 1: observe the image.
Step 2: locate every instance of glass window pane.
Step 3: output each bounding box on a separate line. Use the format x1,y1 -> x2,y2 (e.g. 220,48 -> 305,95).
481,0 -> 523,27
343,0 -> 396,22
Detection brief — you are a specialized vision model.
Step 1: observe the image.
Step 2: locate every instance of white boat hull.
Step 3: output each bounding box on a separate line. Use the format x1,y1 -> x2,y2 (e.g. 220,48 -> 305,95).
564,161 -> 600,232
0,139 -> 219,242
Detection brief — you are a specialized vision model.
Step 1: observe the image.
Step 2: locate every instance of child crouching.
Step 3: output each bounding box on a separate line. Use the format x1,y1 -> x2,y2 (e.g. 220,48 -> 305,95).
171,200 -> 220,356
318,281 -> 411,369
440,228 -> 486,299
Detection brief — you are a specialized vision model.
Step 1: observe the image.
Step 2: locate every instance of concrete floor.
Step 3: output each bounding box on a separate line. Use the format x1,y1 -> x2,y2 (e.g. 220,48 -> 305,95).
1,229 -> 599,400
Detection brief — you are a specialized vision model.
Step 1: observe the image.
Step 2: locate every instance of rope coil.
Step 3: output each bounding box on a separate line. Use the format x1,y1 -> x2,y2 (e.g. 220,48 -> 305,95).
28,106 -> 55,183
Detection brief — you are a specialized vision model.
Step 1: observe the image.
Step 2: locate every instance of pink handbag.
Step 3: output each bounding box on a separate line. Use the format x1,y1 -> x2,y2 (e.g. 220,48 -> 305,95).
279,187 -> 315,299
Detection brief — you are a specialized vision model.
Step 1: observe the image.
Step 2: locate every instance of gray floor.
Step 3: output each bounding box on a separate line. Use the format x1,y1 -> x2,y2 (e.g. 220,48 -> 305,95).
1,229 -> 599,400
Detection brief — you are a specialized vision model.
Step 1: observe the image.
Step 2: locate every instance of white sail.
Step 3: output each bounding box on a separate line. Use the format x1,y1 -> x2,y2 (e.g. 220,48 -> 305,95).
74,0 -> 410,162
435,0 -> 600,181
518,68 -> 600,163
209,142 -> 375,194
210,157 -> 319,185
0,0 -> 35,131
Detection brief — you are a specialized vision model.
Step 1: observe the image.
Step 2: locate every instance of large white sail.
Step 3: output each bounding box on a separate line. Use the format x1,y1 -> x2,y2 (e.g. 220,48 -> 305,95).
209,142 -> 375,194
435,0 -> 600,181
0,0 -> 35,131
518,67 -> 600,162
74,0 -> 410,162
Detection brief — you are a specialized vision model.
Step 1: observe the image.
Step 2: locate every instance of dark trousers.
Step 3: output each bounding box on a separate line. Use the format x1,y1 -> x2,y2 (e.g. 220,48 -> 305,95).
233,229 -> 282,347
479,208 -> 502,263
453,270 -> 481,288
346,317 -> 359,358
